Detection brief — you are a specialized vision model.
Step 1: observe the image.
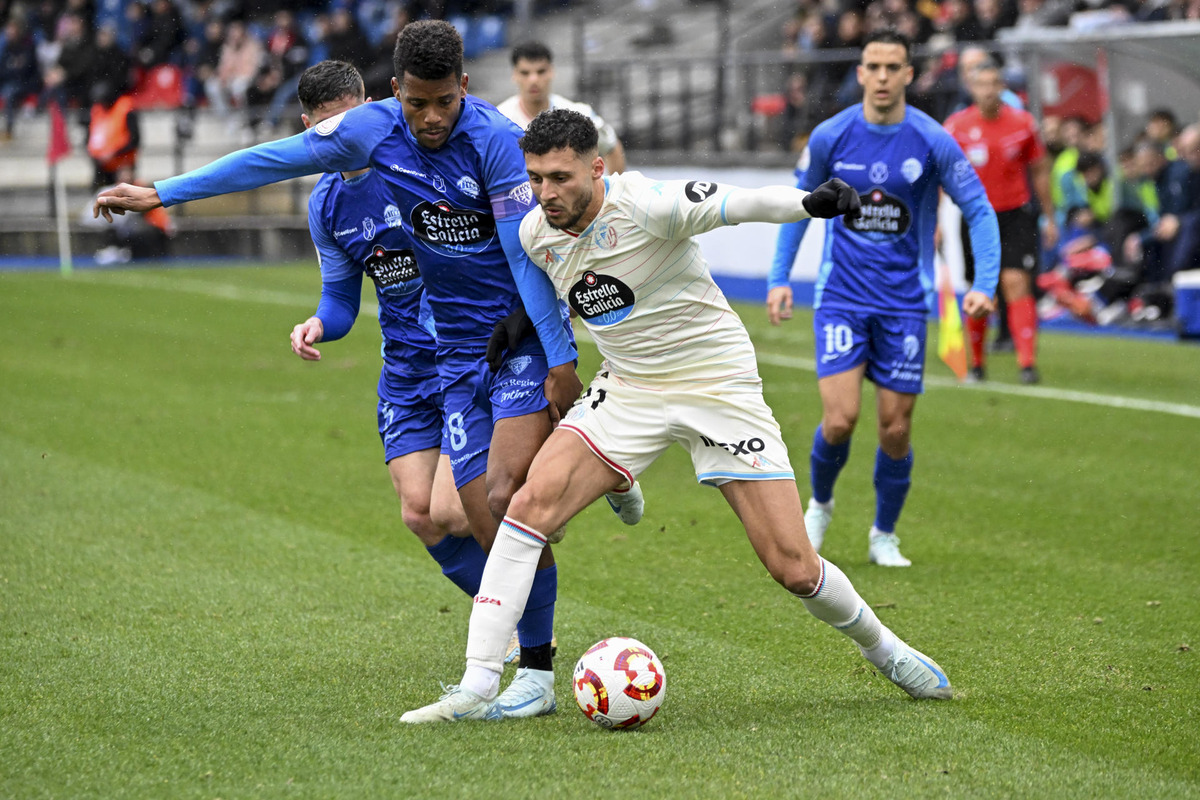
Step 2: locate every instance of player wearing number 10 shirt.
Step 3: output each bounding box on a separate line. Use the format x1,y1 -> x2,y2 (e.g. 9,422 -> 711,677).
768,29 -> 1000,567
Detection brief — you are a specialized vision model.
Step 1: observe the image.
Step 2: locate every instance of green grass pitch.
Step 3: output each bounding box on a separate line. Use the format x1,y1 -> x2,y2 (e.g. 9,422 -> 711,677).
2,263 -> 1198,799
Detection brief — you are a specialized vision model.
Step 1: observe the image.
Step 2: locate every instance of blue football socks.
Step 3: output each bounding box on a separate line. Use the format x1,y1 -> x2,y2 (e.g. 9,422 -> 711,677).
810,424 -> 851,504
873,447 -> 913,533
425,534 -> 487,597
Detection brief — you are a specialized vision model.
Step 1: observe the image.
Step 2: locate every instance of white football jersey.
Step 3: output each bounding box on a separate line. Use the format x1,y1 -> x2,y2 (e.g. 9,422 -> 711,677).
519,171 -> 761,388
496,93 -> 620,156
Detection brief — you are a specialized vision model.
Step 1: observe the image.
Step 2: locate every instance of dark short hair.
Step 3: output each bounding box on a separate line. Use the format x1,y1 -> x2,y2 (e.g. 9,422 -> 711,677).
511,40 -> 553,66
1076,151 -> 1107,175
520,109 -> 599,157
297,60 -> 364,115
862,28 -> 911,61
393,19 -> 463,82
1149,108 -> 1179,129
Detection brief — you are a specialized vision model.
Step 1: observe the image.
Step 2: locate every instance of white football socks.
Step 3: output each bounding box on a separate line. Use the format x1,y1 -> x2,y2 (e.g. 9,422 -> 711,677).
796,557 -> 895,668
463,517 -> 546,680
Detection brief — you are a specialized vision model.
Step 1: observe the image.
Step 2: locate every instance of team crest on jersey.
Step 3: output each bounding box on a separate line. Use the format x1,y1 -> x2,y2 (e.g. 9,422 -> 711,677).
593,221 -> 618,250
432,174 -> 446,193
384,205 -> 402,228
314,111 -> 346,136
846,188 -> 911,240
410,200 -> 496,256
507,355 -> 532,375
569,271 -> 635,326
362,216 -> 377,241
869,162 -> 889,184
901,157 -> 923,183
684,181 -> 719,203
363,245 -> 421,294
508,181 -> 534,207
456,176 -> 480,198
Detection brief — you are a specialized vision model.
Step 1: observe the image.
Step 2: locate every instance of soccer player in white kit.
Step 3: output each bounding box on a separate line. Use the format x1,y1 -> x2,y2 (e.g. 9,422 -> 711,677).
496,40 -> 626,174
401,109 -> 954,722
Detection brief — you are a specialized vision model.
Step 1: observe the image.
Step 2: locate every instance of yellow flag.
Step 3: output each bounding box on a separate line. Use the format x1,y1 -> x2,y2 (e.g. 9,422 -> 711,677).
936,258 -> 967,381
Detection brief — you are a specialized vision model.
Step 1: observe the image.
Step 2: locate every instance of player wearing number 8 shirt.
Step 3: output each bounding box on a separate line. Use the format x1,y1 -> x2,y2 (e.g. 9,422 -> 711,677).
399,108 -> 959,724
767,29 -> 1000,567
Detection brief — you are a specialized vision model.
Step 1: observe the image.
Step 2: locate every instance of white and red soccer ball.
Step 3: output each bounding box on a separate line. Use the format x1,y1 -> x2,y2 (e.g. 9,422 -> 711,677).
573,637 -> 666,729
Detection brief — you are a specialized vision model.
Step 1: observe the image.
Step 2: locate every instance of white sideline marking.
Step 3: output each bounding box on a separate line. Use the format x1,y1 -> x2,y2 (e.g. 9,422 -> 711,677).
755,352 -> 1200,420
76,271 -> 1200,420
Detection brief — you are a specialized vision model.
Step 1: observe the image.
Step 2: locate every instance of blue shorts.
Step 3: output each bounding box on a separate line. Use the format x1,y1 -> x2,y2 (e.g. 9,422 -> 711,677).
437,332 -> 555,490
377,368 -> 445,463
812,308 -> 927,395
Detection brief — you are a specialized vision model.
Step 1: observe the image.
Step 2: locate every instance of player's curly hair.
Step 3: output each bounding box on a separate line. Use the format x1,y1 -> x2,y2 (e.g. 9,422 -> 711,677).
393,20 -> 463,82
519,109 -> 599,157
297,60 -> 363,116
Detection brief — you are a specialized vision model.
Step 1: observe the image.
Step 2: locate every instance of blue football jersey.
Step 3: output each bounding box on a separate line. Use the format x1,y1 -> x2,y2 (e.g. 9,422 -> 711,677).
308,169 -> 436,379
795,105 -> 987,316
303,97 -> 539,350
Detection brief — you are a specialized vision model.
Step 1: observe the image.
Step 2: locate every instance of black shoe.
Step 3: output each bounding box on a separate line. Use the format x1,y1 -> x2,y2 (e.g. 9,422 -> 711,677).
1019,366 -> 1040,385
967,365 -> 986,383
990,337 -> 1015,353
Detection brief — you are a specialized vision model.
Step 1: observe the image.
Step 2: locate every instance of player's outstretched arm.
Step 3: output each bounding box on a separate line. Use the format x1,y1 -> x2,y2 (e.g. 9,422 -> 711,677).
94,183 -> 161,221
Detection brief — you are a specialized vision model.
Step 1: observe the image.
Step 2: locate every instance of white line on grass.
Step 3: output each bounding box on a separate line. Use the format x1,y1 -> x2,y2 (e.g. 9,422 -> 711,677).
77,271 -> 1200,420
754,351 -> 1200,420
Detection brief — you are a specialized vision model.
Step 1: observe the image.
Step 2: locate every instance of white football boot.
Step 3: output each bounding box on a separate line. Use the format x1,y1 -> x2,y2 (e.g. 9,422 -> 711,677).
803,498 -> 834,552
493,668 -> 556,718
605,480 -> 645,526
868,527 -> 911,567
875,639 -> 954,699
399,685 -> 500,723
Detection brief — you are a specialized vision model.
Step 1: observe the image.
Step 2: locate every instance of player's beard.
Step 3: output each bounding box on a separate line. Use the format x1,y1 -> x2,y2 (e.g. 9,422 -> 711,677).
543,185 -> 593,232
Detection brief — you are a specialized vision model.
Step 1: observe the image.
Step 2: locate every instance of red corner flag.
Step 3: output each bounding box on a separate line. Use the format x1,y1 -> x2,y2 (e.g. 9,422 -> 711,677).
936,257 -> 967,381
47,102 -> 71,165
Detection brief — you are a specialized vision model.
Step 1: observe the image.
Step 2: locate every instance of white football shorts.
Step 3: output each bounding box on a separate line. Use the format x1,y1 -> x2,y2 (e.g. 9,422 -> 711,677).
558,367 -> 796,487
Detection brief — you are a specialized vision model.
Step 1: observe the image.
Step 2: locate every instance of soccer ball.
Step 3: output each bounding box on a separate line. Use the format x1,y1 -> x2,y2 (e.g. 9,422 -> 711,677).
573,636 -> 666,729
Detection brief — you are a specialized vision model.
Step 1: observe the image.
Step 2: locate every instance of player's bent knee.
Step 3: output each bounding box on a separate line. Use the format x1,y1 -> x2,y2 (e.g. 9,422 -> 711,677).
504,483 -> 557,533
766,554 -> 822,596
822,415 -> 857,442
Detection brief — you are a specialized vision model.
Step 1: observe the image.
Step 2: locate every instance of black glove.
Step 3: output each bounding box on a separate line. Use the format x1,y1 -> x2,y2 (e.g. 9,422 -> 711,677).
802,178 -> 862,221
486,307 -> 536,372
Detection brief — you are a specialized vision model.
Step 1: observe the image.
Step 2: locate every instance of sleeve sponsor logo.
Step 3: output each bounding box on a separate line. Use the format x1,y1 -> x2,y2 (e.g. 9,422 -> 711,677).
684,181 -> 719,203
954,159 -> 974,185
508,181 -> 534,207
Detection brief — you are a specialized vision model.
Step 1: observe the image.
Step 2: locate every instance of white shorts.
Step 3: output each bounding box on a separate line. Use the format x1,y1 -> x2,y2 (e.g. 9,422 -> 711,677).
559,367 -> 795,487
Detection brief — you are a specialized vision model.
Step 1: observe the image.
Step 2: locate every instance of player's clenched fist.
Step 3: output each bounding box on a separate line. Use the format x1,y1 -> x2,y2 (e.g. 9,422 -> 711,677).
801,178 -> 861,220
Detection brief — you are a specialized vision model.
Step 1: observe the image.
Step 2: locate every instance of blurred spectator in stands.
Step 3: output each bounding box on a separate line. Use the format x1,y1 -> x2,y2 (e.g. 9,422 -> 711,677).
909,35 -> 960,120
1060,151 -> 1115,227
1144,108 -> 1179,159
322,7 -> 370,70
87,79 -> 139,189
953,45 -> 1024,112
1050,115 -> 1086,210
1036,204 -> 1111,324
1126,126 -> 1200,284
0,15 -> 40,141
973,0 -> 1016,39
40,12 -> 94,111
937,0 -> 984,40
205,18 -> 262,116
778,71 -> 815,152
183,16 -> 224,107
362,6 -> 410,101
136,0 -> 186,69
246,9 -> 311,133
93,22 -> 132,97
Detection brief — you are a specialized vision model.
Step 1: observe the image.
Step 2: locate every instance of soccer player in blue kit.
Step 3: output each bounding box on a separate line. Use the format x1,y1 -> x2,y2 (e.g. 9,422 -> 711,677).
766,30 -> 999,567
95,22 -> 646,716
287,59 -> 481,620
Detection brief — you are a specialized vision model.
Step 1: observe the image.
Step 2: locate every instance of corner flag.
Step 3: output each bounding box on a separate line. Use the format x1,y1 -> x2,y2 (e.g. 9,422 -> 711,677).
935,257 -> 966,381
47,102 -> 74,276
